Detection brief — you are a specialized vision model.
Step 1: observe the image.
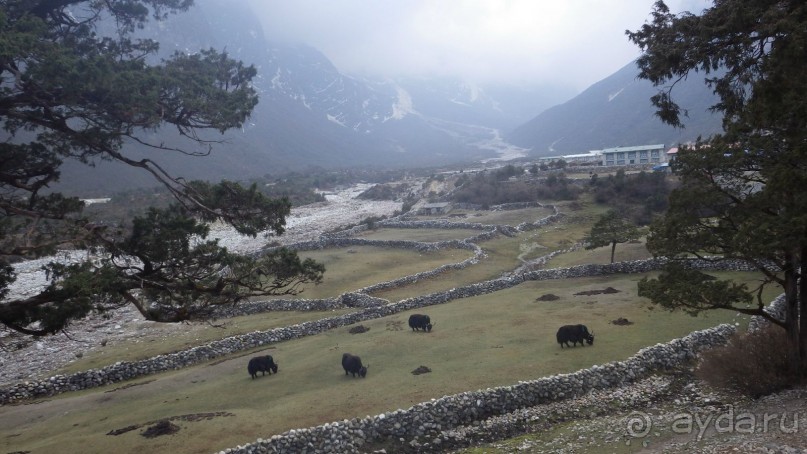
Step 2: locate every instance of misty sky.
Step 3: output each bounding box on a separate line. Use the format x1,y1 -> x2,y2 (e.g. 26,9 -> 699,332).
246,0 -> 710,92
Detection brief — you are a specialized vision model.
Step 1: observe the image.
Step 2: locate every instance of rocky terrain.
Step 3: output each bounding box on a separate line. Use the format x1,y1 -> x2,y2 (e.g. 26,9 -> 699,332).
0,185 -> 402,386
207,184 -> 402,253
445,371 -> 807,454
3,184 -> 807,453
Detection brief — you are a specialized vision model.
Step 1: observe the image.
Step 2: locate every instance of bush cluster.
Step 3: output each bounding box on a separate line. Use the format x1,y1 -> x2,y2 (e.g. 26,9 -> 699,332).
589,169 -> 673,225
696,325 -> 801,398
451,171 -> 581,207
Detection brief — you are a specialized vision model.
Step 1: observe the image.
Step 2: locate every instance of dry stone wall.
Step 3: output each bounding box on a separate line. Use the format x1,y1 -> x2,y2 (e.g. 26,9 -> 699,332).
747,293 -> 787,332
217,288 -> 786,454
0,257 -> 762,406
0,204 -> 775,454
217,324 -> 736,454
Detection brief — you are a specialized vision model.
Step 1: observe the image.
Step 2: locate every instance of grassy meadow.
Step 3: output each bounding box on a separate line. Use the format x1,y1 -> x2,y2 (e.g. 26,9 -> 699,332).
0,199 -> 782,454
357,227 -> 482,242
277,245 -> 475,299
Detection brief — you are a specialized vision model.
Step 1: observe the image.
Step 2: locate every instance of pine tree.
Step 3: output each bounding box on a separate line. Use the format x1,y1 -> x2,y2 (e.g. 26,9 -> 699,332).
628,0 -> 807,368
0,1 -> 324,335
584,210 -> 640,263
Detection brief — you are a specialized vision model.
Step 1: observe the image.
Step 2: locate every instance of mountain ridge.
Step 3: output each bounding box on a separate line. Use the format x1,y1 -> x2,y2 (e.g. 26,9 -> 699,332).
51,0 -> 723,195
508,61 -> 724,156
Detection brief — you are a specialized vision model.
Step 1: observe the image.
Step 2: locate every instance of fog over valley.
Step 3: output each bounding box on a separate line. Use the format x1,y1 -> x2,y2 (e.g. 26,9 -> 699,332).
50,0 -> 721,195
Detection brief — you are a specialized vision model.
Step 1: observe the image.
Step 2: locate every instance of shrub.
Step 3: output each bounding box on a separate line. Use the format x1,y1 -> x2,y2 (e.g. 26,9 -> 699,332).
588,170 -> 673,225
449,172 -> 581,205
695,325 -> 801,398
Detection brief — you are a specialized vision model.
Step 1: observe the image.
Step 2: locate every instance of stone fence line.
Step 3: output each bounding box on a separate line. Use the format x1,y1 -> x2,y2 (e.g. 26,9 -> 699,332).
0,200 -> 765,406
1,205 -> 564,405
239,204 -> 563,314
218,324 -> 737,454
0,257 -> 763,406
319,201 -> 559,241
747,293 -> 786,332
0,201 -> 779,454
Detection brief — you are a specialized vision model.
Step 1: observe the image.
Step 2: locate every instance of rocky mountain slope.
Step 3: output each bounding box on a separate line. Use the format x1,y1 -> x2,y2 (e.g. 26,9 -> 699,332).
53,0 -> 728,197
508,61 -> 724,156
56,0 -> 565,195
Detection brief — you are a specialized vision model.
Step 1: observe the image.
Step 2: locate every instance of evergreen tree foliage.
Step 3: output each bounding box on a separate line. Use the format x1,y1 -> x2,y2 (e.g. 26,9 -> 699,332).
0,1 -> 324,335
583,209 -> 640,263
589,169 -> 673,225
628,0 -> 807,366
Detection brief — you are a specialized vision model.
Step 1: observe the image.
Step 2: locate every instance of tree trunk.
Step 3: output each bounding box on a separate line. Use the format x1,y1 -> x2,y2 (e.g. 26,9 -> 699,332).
784,253 -> 800,373
800,247 -> 807,371
610,241 -> 617,264
120,291 -> 152,320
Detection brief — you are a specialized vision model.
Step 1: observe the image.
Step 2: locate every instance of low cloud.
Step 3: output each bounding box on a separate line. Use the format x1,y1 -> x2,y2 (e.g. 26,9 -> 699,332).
248,0 -> 710,91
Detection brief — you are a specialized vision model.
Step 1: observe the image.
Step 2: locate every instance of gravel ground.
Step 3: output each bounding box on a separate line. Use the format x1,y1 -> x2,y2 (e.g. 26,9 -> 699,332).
0,304 -> 189,385
0,185 -> 401,386
447,370 -> 807,454
207,184 -> 401,253
4,184 -> 401,301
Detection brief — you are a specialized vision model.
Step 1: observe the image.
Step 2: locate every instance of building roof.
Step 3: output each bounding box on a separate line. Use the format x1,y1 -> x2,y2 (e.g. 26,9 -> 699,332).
563,151 -> 602,159
601,144 -> 665,153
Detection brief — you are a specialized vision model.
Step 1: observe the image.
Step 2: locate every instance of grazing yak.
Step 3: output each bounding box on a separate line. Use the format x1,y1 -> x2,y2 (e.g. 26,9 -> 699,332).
408,314 -> 433,332
556,324 -> 595,348
341,353 -> 368,378
247,355 -> 278,379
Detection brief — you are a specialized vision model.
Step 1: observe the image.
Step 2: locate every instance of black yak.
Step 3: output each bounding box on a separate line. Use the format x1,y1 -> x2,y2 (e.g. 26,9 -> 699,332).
408,314 -> 433,332
341,353 -> 368,378
556,324 -> 594,348
247,355 -> 278,379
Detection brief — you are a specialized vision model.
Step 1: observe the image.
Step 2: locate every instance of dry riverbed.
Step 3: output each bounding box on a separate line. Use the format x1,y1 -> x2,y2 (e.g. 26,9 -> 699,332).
0,186 -> 401,386
3,187 -> 807,453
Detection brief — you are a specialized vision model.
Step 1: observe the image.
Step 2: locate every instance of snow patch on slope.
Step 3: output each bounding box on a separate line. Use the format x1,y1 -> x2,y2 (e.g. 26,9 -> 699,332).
327,114 -> 345,127
608,88 -> 625,102
388,85 -> 415,120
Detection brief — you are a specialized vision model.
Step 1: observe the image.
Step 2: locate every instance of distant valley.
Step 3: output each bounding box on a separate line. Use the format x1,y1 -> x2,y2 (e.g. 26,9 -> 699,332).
54,0 -> 722,196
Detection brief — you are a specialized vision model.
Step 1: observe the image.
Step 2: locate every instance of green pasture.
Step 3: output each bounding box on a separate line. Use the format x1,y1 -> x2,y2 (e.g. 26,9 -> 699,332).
368,206 -> 605,302
272,245 -> 475,299
49,246 -> 471,377
452,206 -> 557,226
369,233 -> 531,302
53,207 -> 614,378
365,201 -> 607,293
357,227 -> 481,242
0,272 -> 774,454
52,308 -> 356,376
1,200 -> 782,454
405,206 -> 555,227
549,238 -> 654,267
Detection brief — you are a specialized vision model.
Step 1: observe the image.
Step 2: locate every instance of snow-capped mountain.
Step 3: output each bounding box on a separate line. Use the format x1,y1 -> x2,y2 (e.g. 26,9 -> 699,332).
56,0 -> 722,195
262,44 -> 414,132
251,41 -> 563,164
56,0 -> 570,194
